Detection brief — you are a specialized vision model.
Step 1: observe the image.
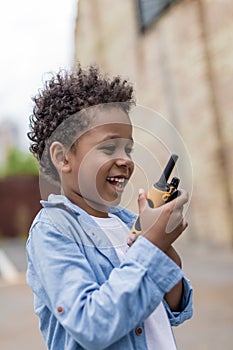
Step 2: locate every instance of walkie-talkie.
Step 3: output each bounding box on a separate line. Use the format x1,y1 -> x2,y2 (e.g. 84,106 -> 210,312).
131,154 -> 180,236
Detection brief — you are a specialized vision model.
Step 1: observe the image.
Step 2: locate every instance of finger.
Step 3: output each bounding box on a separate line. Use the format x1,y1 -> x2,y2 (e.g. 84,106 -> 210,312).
137,188 -> 148,215
165,189 -> 189,211
166,217 -> 188,234
127,232 -> 137,247
127,239 -> 133,247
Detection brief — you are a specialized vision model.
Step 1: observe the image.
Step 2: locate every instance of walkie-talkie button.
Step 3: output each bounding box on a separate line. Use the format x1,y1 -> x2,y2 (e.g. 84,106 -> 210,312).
162,194 -> 170,202
135,218 -> 141,231
147,198 -> 154,208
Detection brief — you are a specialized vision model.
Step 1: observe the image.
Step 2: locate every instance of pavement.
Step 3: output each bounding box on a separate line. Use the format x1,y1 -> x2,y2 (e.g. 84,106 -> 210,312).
0,237 -> 233,350
0,239 -> 46,350
173,240 -> 233,350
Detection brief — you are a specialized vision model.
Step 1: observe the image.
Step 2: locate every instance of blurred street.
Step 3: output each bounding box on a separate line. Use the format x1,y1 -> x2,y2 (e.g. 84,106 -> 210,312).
174,240 -> 233,350
0,238 -> 233,350
0,239 -> 46,350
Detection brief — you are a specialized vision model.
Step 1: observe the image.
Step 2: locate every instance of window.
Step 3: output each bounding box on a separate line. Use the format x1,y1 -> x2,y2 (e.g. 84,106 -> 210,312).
136,0 -> 179,33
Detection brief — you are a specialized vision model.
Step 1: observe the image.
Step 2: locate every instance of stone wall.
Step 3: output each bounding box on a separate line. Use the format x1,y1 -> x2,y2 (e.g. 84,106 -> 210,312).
75,0 -> 233,247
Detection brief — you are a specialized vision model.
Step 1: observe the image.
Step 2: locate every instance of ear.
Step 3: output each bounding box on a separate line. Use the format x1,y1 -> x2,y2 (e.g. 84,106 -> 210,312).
50,142 -> 71,174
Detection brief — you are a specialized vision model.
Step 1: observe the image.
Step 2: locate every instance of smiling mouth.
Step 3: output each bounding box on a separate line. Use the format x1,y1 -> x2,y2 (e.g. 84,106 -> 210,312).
106,176 -> 128,191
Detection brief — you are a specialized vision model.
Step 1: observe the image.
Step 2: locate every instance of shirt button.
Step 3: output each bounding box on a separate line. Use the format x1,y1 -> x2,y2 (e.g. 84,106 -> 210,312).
57,306 -> 64,314
135,327 -> 143,336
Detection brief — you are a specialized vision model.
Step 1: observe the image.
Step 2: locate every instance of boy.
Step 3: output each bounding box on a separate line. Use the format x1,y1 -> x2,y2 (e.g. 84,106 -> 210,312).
26,64 -> 193,349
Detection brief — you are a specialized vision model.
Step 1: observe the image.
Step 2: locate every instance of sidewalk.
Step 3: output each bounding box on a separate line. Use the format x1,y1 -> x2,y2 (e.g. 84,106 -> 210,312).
0,239 -> 46,350
174,240 -> 233,350
0,275 -> 46,350
0,239 -> 233,349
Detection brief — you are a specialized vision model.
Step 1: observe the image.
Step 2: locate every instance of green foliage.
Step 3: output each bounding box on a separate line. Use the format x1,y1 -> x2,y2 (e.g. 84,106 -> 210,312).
0,147 -> 39,178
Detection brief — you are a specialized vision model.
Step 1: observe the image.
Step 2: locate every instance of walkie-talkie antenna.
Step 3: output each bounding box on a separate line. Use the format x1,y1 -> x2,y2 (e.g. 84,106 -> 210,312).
156,154 -> 178,189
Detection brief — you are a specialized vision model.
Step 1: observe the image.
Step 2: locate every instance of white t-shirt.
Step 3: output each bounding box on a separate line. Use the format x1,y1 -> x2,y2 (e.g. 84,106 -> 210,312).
91,213 -> 177,350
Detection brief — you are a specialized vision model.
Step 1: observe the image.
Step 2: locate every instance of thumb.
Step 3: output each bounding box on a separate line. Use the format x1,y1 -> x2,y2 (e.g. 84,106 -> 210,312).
138,188 -> 148,215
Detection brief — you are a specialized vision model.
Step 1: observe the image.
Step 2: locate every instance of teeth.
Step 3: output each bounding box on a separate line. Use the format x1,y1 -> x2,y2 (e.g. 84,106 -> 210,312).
107,177 -> 126,183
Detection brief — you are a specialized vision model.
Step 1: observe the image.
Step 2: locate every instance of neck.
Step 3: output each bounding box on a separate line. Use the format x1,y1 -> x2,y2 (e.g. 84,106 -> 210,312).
61,188 -> 109,218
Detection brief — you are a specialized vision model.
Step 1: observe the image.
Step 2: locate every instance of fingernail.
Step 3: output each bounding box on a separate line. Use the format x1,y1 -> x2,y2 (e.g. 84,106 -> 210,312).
138,188 -> 144,196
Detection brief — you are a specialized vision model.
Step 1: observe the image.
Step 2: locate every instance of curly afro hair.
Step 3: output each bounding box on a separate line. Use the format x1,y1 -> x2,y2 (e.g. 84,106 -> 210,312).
28,64 -> 135,182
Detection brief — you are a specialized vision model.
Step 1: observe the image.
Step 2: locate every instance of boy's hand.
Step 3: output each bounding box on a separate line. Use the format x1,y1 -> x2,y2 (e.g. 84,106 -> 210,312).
127,231 -> 138,248
136,188 -> 188,252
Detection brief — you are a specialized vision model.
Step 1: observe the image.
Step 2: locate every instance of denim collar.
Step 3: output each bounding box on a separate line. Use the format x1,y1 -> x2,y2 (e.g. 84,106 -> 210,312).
41,194 -> 136,268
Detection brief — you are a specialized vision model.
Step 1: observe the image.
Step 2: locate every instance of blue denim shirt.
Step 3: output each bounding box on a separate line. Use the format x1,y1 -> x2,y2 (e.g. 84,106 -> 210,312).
26,195 -> 193,350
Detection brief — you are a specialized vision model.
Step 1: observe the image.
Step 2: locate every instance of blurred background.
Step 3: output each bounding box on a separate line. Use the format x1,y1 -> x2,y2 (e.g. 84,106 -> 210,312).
0,0 -> 232,349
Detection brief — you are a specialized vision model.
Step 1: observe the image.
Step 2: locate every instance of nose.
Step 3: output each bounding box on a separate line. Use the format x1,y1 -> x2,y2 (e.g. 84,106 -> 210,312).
115,155 -> 134,171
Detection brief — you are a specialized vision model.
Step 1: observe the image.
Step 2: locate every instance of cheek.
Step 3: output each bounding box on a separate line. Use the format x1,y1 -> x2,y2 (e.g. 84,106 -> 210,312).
129,161 -> 135,175
77,156 -> 108,192
96,161 -> 112,183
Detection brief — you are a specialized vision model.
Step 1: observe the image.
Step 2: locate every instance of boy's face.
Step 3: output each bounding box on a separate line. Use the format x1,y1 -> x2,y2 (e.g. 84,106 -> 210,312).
62,107 -> 134,216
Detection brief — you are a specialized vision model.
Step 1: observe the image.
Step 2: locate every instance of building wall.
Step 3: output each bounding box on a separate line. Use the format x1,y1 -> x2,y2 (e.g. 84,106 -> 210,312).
75,0 -> 233,247
0,176 -> 41,238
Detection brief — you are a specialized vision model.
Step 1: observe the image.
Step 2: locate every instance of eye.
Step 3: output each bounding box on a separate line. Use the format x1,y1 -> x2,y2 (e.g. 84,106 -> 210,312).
101,145 -> 116,154
125,145 -> 134,155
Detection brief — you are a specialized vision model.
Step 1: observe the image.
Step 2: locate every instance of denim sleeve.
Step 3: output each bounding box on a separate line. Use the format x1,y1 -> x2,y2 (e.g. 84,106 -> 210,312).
27,221 -> 184,350
163,276 -> 194,326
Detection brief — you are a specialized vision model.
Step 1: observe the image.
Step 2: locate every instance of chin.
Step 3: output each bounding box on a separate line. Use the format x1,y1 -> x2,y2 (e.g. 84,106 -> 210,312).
109,198 -> 121,207
102,193 -> 122,207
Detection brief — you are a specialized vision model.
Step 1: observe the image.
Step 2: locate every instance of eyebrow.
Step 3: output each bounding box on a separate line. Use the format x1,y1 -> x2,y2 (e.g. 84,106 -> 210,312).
99,133 -> 134,143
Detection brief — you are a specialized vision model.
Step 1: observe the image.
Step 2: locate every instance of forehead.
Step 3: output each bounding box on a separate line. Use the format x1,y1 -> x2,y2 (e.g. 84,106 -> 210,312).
70,107 -> 133,149
91,107 -> 131,128
83,107 -> 133,140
